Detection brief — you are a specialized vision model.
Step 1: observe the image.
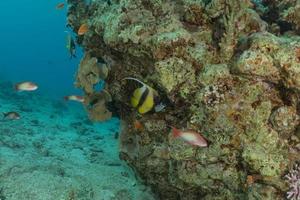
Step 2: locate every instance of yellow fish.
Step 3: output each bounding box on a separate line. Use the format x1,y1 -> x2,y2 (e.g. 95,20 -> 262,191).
123,77 -> 158,114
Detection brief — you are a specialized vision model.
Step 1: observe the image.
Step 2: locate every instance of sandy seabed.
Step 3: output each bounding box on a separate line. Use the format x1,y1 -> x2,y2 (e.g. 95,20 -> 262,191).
0,82 -> 155,200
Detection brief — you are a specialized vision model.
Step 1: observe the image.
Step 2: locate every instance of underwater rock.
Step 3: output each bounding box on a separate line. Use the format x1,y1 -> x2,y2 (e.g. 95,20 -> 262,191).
154,57 -> 196,99
270,106 -> 299,138
282,4 -> 300,32
255,0 -> 300,34
68,0 -> 300,199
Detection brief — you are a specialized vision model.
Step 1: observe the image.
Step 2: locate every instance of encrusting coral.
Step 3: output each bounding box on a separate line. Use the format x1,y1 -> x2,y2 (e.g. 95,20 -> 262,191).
285,163 -> 300,200
67,0 -> 300,199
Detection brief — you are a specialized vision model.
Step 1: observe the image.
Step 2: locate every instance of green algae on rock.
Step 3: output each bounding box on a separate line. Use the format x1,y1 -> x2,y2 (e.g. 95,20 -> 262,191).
67,0 -> 300,199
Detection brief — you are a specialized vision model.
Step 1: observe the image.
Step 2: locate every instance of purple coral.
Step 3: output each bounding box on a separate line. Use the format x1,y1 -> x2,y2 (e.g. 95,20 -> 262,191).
285,164 -> 300,200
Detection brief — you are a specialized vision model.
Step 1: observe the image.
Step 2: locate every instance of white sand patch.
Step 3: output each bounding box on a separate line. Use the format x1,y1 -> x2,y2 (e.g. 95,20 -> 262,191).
0,93 -> 155,200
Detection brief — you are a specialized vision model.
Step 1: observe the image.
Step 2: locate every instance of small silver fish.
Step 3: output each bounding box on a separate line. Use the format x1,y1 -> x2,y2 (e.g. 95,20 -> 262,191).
3,112 -> 21,120
66,33 -> 76,58
15,81 -> 38,91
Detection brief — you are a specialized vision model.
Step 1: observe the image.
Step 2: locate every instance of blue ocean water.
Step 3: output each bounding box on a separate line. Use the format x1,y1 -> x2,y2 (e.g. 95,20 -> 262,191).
0,0 -> 81,98
0,1 -> 154,199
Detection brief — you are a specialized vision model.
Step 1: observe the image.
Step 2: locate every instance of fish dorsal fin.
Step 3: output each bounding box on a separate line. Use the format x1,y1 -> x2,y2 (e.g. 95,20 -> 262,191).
123,77 -> 157,94
123,77 -> 148,87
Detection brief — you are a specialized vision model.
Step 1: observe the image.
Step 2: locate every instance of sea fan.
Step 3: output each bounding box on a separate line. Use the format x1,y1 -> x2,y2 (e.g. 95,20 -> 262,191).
285,163 -> 300,200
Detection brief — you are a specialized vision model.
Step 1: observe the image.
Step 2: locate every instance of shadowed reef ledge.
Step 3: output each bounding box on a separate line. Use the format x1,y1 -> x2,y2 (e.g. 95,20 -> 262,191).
67,0 -> 300,199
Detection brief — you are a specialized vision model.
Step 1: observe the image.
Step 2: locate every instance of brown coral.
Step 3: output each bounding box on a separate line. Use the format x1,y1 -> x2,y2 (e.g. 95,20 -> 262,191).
75,53 -> 108,94
75,53 -> 111,121
84,90 -> 112,122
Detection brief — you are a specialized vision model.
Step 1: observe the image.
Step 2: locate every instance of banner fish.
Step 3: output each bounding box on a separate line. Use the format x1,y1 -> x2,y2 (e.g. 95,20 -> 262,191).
123,77 -> 158,114
15,81 -> 38,91
66,33 -> 76,58
171,127 -> 208,147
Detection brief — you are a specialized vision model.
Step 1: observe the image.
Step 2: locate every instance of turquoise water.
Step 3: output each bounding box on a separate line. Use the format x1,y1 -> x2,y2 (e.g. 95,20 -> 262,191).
0,1 -> 154,199
0,1 -> 80,98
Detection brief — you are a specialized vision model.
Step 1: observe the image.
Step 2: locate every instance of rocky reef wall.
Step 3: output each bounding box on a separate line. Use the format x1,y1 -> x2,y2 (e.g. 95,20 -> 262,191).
67,0 -> 300,199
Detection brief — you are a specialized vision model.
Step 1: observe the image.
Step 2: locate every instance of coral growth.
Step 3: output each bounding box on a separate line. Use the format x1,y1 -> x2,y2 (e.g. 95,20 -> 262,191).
285,163 -> 300,200
67,0 -> 300,199
75,53 -> 108,94
84,90 -> 112,121
75,53 -> 112,121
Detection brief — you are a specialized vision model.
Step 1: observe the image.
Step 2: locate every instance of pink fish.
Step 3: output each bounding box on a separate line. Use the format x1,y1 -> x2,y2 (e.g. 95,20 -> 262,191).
64,95 -> 85,103
15,81 -> 38,91
171,127 -> 208,147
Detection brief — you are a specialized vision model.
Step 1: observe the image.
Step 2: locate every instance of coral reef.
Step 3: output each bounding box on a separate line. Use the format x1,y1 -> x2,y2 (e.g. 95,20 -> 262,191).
285,163 -> 300,200
67,0 -> 300,199
75,53 -> 108,94
75,53 -> 112,121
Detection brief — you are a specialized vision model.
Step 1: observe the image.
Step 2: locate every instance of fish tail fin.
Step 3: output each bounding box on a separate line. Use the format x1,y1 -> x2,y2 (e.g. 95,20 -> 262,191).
171,126 -> 181,138
63,96 -> 68,101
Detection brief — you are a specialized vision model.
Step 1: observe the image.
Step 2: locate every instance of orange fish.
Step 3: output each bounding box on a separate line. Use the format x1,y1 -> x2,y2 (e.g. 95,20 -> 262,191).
171,127 -> 208,147
64,95 -> 85,103
78,23 -> 88,35
246,175 -> 254,186
56,3 -> 65,10
134,120 -> 143,131
15,81 -> 38,91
